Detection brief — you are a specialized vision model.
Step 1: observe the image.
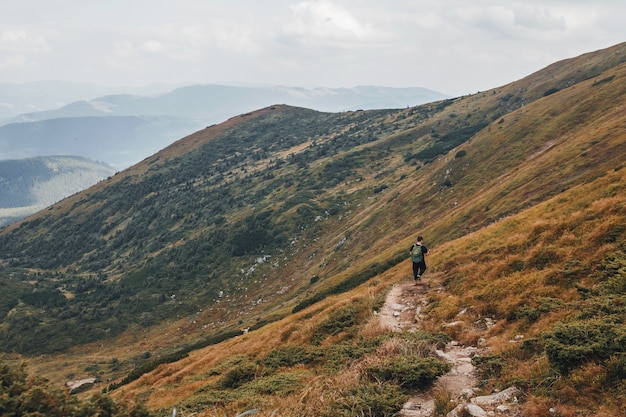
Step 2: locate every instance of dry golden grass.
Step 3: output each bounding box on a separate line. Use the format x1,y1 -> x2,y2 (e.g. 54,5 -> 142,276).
132,56 -> 626,415
110,278 -> 395,412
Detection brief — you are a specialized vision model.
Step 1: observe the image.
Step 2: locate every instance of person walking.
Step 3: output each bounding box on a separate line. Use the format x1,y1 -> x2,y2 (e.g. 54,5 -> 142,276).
409,235 -> 428,283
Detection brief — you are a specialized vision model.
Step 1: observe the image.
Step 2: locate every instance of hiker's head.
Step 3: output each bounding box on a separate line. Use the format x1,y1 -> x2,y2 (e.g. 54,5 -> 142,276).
416,235 -> 423,243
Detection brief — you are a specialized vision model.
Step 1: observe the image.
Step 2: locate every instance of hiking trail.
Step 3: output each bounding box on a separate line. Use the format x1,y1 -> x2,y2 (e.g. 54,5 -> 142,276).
378,279 -> 522,417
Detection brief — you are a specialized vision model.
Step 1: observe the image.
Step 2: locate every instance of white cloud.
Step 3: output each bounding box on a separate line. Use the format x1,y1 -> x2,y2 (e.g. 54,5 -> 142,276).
0,27 -> 50,70
512,5 -> 567,32
0,0 -> 623,95
212,21 -> 258,54
282,0 -> 389,46
141,40 -> 163,53
113,40 -> 136,59
0,54 -> 27,70
0,27 -> 49,52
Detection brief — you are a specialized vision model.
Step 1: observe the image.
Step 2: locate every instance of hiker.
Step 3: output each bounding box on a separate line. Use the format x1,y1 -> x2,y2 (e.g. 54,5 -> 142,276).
409,235 -> 429,282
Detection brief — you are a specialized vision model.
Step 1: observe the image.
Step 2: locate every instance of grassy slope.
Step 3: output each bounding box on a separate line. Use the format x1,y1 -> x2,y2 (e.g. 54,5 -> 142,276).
1,43 -> 625,416
112,168 -> 626,416
109,47 -> 626,416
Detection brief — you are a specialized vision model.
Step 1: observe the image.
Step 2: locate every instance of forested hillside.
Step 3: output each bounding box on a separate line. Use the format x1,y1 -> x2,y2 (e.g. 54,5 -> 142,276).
0,42 -> 625,417
0,156 -> 115,227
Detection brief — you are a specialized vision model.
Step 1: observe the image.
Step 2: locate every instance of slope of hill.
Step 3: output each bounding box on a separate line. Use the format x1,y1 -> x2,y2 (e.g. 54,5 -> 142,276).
0,42 -> 625,417
0,156 -> 116,227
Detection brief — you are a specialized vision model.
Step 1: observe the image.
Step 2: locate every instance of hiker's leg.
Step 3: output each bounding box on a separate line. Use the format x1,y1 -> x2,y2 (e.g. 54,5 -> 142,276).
417,262 -> 426,277
412,262 -> 419,280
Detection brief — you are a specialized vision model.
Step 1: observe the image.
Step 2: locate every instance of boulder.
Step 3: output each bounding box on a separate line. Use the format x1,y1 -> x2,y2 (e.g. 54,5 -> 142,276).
472,386 -> 520,407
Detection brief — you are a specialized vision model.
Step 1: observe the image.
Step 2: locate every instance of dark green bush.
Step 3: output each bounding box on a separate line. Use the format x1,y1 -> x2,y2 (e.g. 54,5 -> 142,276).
455,149 -> 467,158
543,319 -> 626,374
606,353 -> 626,383
509,259 -> 525,272
527,248 -> 560,270
178,390 -> 235,411
262,345 -> 319,371
373,184 -> 388,194
364,356 -> 450,390
519,337 -> 543,354
323,340 -> 383,371
238,372 -> 304,396
324,383 -> 408,417
472,354 -> 506,380
0,362 -> 153,417
592,75 -> 615,87
508,304 -> 540,323
311,305 -> 362,345
543,87 -> 560,96
217,357 -> 258,389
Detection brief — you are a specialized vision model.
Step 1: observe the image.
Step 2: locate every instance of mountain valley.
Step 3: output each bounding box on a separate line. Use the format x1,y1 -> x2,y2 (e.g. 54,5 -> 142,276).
0,42 -> 625,417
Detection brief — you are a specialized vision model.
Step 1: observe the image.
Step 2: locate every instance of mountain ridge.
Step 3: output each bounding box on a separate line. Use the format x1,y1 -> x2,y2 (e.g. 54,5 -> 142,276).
1,84 -> 448,168
1,42 -> 625,417
9,84 -> 448,123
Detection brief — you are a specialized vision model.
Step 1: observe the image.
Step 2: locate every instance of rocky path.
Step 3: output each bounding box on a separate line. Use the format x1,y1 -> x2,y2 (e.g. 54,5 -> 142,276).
378,280 -> 521,417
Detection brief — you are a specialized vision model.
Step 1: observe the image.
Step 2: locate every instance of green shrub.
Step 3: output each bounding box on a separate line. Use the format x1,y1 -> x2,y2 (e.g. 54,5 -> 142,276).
262,345 -> 320,371
543,87 -> 560,96
238,372 -> 305,396
323,383 -> 408,417
508,298 -> 564,323
364,356 -> 450,390
527,248 -> 560,270
543,319 -> 626,374
177,390 -> 235,411
323,340 -> 383,371
509,259 -> 525,272
311,302 -> 369,345
373,184 -> 388,194
0,362 -> 153,417
519,337 -> 543,356
217,357 -> 258,389
606,353 -> 626,383
472,354 -> 506,380
592,75 -> 615,87
508,304 -> 540,323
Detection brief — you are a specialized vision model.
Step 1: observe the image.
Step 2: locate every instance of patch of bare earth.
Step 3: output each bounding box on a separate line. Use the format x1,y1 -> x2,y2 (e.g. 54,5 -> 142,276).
379,279 -> 522,417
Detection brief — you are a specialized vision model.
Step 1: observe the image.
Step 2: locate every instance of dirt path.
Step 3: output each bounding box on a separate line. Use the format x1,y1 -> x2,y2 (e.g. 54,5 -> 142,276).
378,280 -> 480,417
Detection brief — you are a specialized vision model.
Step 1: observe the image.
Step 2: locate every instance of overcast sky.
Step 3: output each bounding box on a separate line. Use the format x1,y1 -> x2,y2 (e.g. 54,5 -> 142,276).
1,0 -> 624,96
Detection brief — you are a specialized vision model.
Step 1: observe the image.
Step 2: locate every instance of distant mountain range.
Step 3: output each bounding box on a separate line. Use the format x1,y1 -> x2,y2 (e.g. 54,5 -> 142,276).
0,81 -> 187,122
0,83 -> 447,226
0,84 -> 448,168
0,156 -> 115,227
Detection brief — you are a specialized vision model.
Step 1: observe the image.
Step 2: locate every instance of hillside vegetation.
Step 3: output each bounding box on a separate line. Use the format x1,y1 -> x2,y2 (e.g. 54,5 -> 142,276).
0,156 -> 116,227
0,42 -> 625,416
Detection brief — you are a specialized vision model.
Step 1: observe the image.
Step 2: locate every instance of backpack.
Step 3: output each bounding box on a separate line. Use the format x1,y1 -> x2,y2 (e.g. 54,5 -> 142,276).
411,244 -> 423,263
